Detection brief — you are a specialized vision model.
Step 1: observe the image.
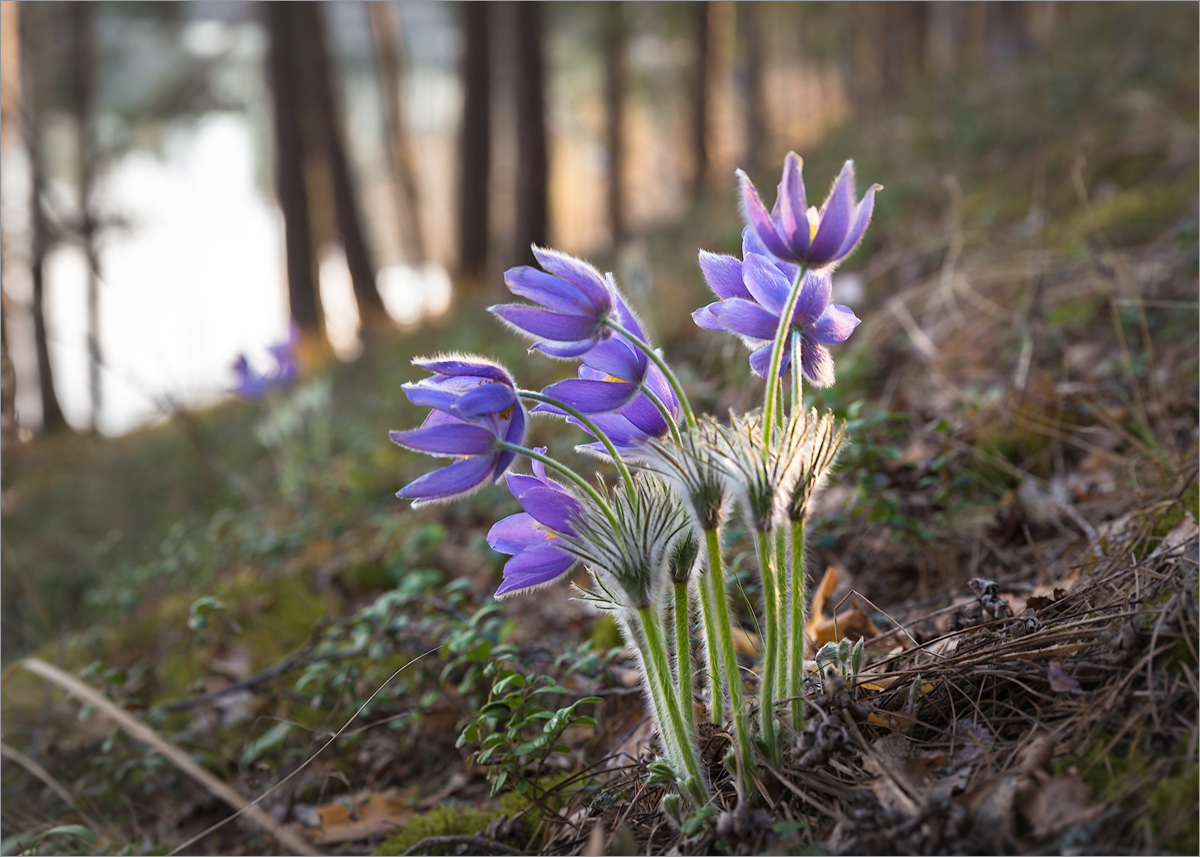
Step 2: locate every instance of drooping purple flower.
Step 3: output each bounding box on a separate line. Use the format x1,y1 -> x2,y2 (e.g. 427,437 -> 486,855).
692,228 -> 860,387
536,293 -> 649,415
390,355 -> 526,507
565,363 -> 682,458
490,247 -> 616,359
738,152 -> 880,270
231,322 -> 301,398
488,451 -> 583,598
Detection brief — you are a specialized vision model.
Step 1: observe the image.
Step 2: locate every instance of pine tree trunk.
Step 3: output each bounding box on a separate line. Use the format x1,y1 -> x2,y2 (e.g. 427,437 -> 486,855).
369,0 -> 427,265
690,1 -> 711,196
740,1 -> 768,170
300,3 -> 390,337
21,2 -> 68,432
604,3 -> 627,246
458,1 -> 491,285
510,1 -> 548,268
264,1 -> 324,345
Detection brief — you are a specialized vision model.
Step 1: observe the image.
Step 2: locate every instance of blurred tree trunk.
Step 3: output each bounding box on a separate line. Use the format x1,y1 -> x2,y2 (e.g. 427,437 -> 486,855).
510,1 -> 547,267
603,3 -> 627,246
265,1 -> 325,346
458,1 -> 491,286
70,1 -> 102,431
299,2 -> 390,337
20,3 -> 67,433
740,1 -> 768,169
689,0 -> 711,196
369,0 -> 427,265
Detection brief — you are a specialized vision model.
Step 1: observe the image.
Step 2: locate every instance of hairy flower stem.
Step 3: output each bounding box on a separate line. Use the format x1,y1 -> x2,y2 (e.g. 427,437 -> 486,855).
695,570 -> 724,725
604,319 -> 698,431
703,527 -> 755,797
773,528 -> 789,703
754,529 -> 783,766
496,442 -> 619,531
788,518 -> 807,731
517,389 -> 635,492
672,581 -> 698,742
790,330 -> 803,415
634,606 -> 710,806
761,267 -> 807,453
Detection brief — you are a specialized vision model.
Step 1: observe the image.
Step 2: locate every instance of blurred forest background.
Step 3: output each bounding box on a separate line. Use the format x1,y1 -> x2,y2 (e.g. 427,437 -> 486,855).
0,2 -> 1196,855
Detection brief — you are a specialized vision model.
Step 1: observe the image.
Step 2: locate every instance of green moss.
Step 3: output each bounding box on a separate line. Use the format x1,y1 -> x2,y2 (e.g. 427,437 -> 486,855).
589,613 -> 623,651
373,785 -> 556,856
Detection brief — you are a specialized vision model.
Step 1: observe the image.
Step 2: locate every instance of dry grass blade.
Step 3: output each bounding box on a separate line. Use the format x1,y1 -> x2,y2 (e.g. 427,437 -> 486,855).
17,657 -> 321,857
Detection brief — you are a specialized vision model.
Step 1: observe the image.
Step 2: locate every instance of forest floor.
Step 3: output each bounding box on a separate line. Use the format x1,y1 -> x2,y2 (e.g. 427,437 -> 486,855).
2,6 -> 1198,856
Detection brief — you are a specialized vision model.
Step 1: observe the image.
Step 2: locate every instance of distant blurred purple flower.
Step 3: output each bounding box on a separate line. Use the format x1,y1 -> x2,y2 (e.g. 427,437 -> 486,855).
490,247 -> 616,358
739,152 -> 880,269
693,229 -> 860,387
488,451 -> 583,598
390,355 -> 526,507
232,322 -> 300,398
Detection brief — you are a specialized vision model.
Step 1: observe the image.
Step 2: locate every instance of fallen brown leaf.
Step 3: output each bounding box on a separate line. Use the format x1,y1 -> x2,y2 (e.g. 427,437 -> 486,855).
1047,660 -> 1085,695
314,788 -> 416,845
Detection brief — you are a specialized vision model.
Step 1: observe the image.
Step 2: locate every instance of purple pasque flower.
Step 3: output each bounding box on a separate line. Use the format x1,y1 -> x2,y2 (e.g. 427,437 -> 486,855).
565,363 -> 682,458
488,450 -> 583,598
536,292 -> 649,415
490,247 -> 617,359
692,228 -> 860,387
739,152 -> 880,270
232,322 -> 301,398
390,355 -> 526,507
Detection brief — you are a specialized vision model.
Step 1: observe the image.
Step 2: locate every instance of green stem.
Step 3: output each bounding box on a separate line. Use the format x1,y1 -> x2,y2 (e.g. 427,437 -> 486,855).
788,518 -> 807,732
695,568 -> 723,725
604,319 -> 697,430
703,527 -> 755,798
517,389 -> 635,492
773,527 -> 788,704
496,442 -> 618,530
672,581 -> 698,742
754,529 -> 783,766
761,267 -> 806,452
637,606 -> 710,805
790,329 -> 803,416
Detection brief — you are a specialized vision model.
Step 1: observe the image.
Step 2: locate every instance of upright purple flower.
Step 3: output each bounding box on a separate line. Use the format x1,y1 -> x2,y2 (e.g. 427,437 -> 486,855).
390,355 -> 526,506
488,452 -> 583,598
490,247 -> 616,358
739,152 -> 880,270
693,228 -> 860,387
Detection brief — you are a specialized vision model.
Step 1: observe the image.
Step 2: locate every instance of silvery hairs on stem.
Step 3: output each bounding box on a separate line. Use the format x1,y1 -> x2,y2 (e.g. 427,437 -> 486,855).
562,474 -> 689,612
716,409 -> 811,533
787,408 -> 846,523
641,419 -> 731,533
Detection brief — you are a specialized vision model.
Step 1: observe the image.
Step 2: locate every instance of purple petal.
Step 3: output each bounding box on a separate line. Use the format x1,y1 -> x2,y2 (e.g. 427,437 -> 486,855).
742,254 -> 791,314
488,512 -> 540,555
541,378 -> 639,413
495,543 -> 577,597
709,298 -> 781,341
493,406 -> 527,479
389,423 -> 496,456
504,472 -> 544,500
504,266 -> 596,314
792,269 -> 833,327
807,161 -> 856,266
737,169 -> 791,260
749,343 -> 788,379
530,339 -> 601,359
620,393 -> 670,438
835,183 -> 881,260
580,336 -> 644,382
800,341 -> 835,388
742,227 -> 799,283
412,356 -> 512,385
698,251 -> 750,301
530,247 -> 612,313
397,456 -> 494,505
517,485 -> 582,533
611,286 -> 647,341
402,383 -> 460,412
692,305 -> 724,331
776,152 -> 811,257
490,304 -> 599,342
572,411 -> 642,447
453,383 -> 516,418
811,304 -> 861,344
